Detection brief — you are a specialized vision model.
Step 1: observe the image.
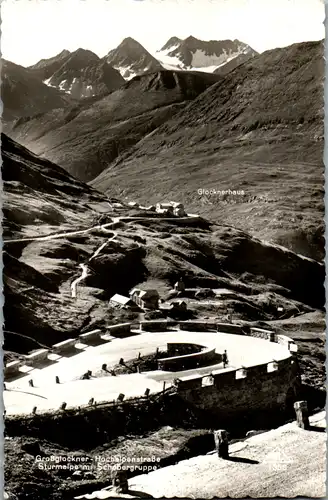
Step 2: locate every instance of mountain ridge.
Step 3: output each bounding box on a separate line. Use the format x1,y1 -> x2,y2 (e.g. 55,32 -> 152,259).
6,69 -> 222,182
156,36 -> 257,72
1,59 -> 75,122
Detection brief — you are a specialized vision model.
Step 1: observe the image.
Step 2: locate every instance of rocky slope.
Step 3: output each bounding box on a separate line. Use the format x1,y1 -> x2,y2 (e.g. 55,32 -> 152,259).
6,70 -> 221,182
104,37 -> 163,80
213,49 -> 257,76
91,40 -> 324,260
156,35 -> 257,72
28,49 -> 73,80
1,59 -> 74,123
3,135 -> 324,361
38,48 -> 125,99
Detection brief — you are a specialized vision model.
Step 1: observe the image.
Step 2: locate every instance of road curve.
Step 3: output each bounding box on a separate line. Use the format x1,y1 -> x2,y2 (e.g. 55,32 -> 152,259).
71,231 -> 118,298
4,330 -> 291,415
71,264 -> 89,298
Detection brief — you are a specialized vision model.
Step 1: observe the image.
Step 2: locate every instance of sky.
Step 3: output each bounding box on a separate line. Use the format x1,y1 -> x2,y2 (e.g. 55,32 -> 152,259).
1,0 -> 325,67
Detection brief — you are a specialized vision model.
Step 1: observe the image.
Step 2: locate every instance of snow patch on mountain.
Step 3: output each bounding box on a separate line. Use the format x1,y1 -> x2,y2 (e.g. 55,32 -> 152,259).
190,49 -> 230,68
59,79 -> 68,91
156,45 -> 182,69
43,77 -> 56,88
155,38 -> 256,74
156,48 -> 240,72
113,65 -> 138,80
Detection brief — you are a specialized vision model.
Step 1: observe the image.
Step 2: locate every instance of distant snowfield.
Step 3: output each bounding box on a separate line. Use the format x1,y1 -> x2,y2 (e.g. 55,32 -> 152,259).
156,45 -> 182,70
156,47 -> 241,74
190,48 -> 231,68
4,330 -> 290,415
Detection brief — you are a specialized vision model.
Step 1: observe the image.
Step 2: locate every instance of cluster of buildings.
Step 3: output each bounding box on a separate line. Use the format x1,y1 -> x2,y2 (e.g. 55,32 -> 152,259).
127,201 -> 186,217
110,279 -> 187,313
110,288 -> 160,311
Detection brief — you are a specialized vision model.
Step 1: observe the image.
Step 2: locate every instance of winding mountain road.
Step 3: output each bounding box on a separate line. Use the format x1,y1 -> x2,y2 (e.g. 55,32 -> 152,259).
4,215 -> 199,243
4,213 -> 200,298
71,264 -> 89,298
71,230 -> 118,298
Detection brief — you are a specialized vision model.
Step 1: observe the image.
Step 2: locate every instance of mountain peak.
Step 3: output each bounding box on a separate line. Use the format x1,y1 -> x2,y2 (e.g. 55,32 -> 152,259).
58,49 -> 71,58
105,38 -> 162,80
159,36 -> 182,52
185,35 -> 198,42
69,48 -> 99,62
120,37 -> 143,48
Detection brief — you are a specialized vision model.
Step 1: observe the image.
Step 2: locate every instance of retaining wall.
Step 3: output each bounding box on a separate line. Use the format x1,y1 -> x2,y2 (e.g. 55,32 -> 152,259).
4,391 -> 185,449
176,357 -> 299,417
158,346 -> 217,371
167,343 -> 203,356
216,323 -> 244,334
179,321 -> 217,331
249,327 -> 275,341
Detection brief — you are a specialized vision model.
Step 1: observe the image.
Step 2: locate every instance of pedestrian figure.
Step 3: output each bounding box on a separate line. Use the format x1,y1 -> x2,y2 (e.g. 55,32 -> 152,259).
222,350 -> 228,368
174,277 -> 185,293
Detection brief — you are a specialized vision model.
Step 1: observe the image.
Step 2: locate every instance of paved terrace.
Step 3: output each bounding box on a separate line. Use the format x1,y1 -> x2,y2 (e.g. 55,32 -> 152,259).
76,411 -> 326,499
4,329 -> 291,415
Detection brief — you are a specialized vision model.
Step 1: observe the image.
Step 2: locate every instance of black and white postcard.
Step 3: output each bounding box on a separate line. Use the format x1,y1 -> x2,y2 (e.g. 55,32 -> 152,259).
1,0 -> 326,498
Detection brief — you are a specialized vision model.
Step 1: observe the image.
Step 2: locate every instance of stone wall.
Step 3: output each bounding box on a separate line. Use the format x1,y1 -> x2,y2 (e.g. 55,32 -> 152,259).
216,323 -> 244,334
5,320 -> 301,442
176,357 -> 300,419
158,346 -> 218,372
179,321 -> 217,331
167,343 -> 203,356
249,327 -> 275,341
4,391 -> 193,449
